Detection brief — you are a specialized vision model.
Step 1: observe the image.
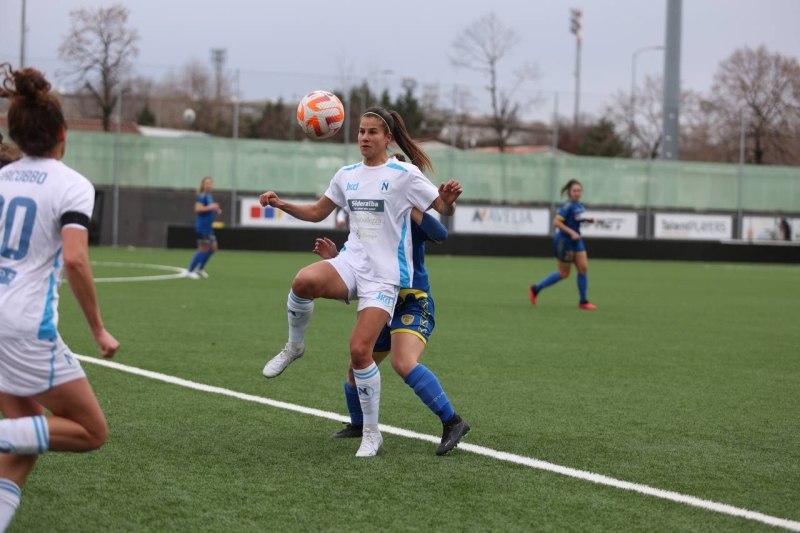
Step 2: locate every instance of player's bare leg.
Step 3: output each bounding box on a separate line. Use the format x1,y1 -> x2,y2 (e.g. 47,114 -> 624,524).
350,307 -> 390,457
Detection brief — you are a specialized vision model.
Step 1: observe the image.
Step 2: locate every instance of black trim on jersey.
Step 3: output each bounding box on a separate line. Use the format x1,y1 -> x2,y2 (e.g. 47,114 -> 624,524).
60,212 -> 91,229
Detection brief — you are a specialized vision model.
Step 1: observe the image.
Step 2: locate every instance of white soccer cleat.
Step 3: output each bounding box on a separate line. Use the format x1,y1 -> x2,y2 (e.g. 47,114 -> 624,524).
197,270 -> 209,278
185,271 -> 201,279
355,428 -> 383,458
262,343 -> 305,378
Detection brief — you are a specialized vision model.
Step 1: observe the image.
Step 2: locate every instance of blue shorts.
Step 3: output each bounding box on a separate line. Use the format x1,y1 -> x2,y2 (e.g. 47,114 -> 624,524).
373,290 -> 435,355
196,229 -> 217,245
554,233 -> 586,263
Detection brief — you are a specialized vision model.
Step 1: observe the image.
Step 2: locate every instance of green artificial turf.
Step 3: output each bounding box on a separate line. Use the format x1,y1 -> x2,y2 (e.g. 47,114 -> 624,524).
7,248 -> 800,532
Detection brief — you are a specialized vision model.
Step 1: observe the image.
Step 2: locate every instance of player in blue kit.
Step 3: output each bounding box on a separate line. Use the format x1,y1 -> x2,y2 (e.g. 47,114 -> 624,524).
529,179 -> 598,310
187,176 -> 221,279
314,196 -> 470,456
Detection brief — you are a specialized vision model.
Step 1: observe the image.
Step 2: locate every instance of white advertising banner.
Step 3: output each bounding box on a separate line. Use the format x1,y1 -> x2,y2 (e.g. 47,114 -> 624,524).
581,211 -> 638,239
654,213 -> 733,240
742,216 -> 799,242
240,197 -> 337,228
453,205 -> 550,235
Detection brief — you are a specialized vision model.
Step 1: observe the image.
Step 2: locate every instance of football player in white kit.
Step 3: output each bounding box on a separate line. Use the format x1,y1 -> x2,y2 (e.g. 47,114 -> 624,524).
260,106 -> 460,457
0,65 -> 119,532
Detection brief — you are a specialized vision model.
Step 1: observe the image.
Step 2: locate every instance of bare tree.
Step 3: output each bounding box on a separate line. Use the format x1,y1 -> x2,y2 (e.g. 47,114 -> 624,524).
449,12 -> 540,152
710,45 -> 800,164
605,74 -> 699,159
58,4 -> 140,131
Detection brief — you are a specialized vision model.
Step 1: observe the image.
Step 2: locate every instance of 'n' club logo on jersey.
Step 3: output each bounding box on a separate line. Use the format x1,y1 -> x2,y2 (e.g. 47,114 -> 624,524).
380,181 -> 390,194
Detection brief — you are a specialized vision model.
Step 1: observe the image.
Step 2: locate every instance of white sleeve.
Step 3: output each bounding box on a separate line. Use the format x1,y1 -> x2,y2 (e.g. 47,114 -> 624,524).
407,168 -> 440,211
59,177 -> 94,230
323,170 -> 346,208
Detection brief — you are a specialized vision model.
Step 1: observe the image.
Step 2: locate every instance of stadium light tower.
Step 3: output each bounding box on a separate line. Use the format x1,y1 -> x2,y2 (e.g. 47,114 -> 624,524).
569,8 -> 583,138
19,0 -> 27,68
210,48 -> 227,101
661,0 -> 682,160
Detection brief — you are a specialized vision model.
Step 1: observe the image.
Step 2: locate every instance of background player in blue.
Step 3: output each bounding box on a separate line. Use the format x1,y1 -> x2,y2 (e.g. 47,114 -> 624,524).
187,176 -> 221,279
529,179 -> 598,310
313,202 -> 470,456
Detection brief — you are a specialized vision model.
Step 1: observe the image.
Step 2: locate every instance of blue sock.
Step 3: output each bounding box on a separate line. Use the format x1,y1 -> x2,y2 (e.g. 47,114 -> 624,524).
578,273 -> 588,303
188,251 -> 204,272
198,250 -> 214,270
534,271 -> 563,293
344,381 -> 363,426
404,364 -> 455,423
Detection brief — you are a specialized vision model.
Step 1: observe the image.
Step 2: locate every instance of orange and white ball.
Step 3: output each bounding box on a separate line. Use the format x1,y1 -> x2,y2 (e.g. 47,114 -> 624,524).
296,90 -> 345,140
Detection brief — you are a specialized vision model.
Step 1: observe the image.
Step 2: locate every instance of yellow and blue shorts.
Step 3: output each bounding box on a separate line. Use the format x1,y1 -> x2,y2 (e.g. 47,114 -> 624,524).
196,229 -> 217,246
554,233 -> 586,263
373,290 -> 435,356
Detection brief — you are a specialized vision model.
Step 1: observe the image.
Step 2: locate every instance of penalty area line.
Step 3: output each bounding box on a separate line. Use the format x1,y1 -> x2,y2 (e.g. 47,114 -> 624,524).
74,354 -> 800,532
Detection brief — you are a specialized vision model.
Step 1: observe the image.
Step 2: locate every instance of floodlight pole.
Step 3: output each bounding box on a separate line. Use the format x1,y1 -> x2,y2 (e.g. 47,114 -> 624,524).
19,0 -> 26,68
630,46 -> 664,143
112,86 -> 122,247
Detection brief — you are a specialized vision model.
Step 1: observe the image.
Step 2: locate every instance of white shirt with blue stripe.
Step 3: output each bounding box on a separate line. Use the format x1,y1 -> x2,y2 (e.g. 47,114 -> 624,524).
324,157 -> 439,287
0,157 -> 94,339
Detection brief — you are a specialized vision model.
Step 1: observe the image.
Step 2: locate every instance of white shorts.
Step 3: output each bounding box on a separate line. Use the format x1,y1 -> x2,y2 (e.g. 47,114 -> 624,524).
326,253 -> 399,320
0,335 -> 86,397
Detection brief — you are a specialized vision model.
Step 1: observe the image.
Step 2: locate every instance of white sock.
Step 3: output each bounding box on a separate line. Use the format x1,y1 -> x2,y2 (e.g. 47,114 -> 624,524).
287,290 -> 314,345
0,416 -> 49,455
0,479 -> 21,533
353,363 -> 381,429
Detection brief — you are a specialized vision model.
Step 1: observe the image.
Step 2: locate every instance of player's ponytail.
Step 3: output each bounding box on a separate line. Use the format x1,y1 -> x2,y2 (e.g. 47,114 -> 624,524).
0,63 -> 66,156
561,179 -> 582,197
363,106 -> 434,174
388,110 -> 434,175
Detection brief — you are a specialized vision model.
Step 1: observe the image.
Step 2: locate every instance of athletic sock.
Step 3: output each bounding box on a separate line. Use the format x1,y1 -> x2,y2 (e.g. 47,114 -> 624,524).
286,290 -> 314,345
534,271 -> 563,293
344,381 -> 363,426
404,364 -> 455,423
198,250 -> 215,270
578,273 -> 588,303
353,363 -> 381,429
188,251 -> 204,272
0,416 -> 49,455
0,479 -> 20,533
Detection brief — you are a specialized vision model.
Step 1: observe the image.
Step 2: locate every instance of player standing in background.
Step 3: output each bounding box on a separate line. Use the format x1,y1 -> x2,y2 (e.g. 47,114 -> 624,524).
186,176 -> 221,279
315,203 -> 470,456
259,106 -> 460,457
0,64 -> 119,533
0,133 -> 23,169
529,179 -> 598,310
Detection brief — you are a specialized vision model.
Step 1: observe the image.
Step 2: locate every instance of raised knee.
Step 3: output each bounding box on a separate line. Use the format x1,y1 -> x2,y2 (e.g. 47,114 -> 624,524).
291,272 -> 316,298
560,270 -> 570,279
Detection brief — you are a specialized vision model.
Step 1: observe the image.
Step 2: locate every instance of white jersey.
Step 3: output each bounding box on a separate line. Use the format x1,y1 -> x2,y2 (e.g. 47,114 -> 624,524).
0,157 -> 94,339
325,158 -> 439,286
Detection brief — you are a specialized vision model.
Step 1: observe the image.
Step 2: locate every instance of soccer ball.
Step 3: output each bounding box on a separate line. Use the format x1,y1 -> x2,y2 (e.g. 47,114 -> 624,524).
296,91 -> 345,140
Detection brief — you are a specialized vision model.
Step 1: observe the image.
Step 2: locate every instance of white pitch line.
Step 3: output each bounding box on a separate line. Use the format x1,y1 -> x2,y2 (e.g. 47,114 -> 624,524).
63,262 -> 189,283
73,354 -> 800,532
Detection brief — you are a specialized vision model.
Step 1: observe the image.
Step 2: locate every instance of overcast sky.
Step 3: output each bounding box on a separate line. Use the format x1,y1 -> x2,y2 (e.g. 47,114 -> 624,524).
1,0 -> 799,120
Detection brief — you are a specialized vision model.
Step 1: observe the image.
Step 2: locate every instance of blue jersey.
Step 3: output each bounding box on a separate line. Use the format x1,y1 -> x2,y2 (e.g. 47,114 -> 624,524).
195,193 -> 215,232
557,201 -> 586,235
407,214 -> 447,295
